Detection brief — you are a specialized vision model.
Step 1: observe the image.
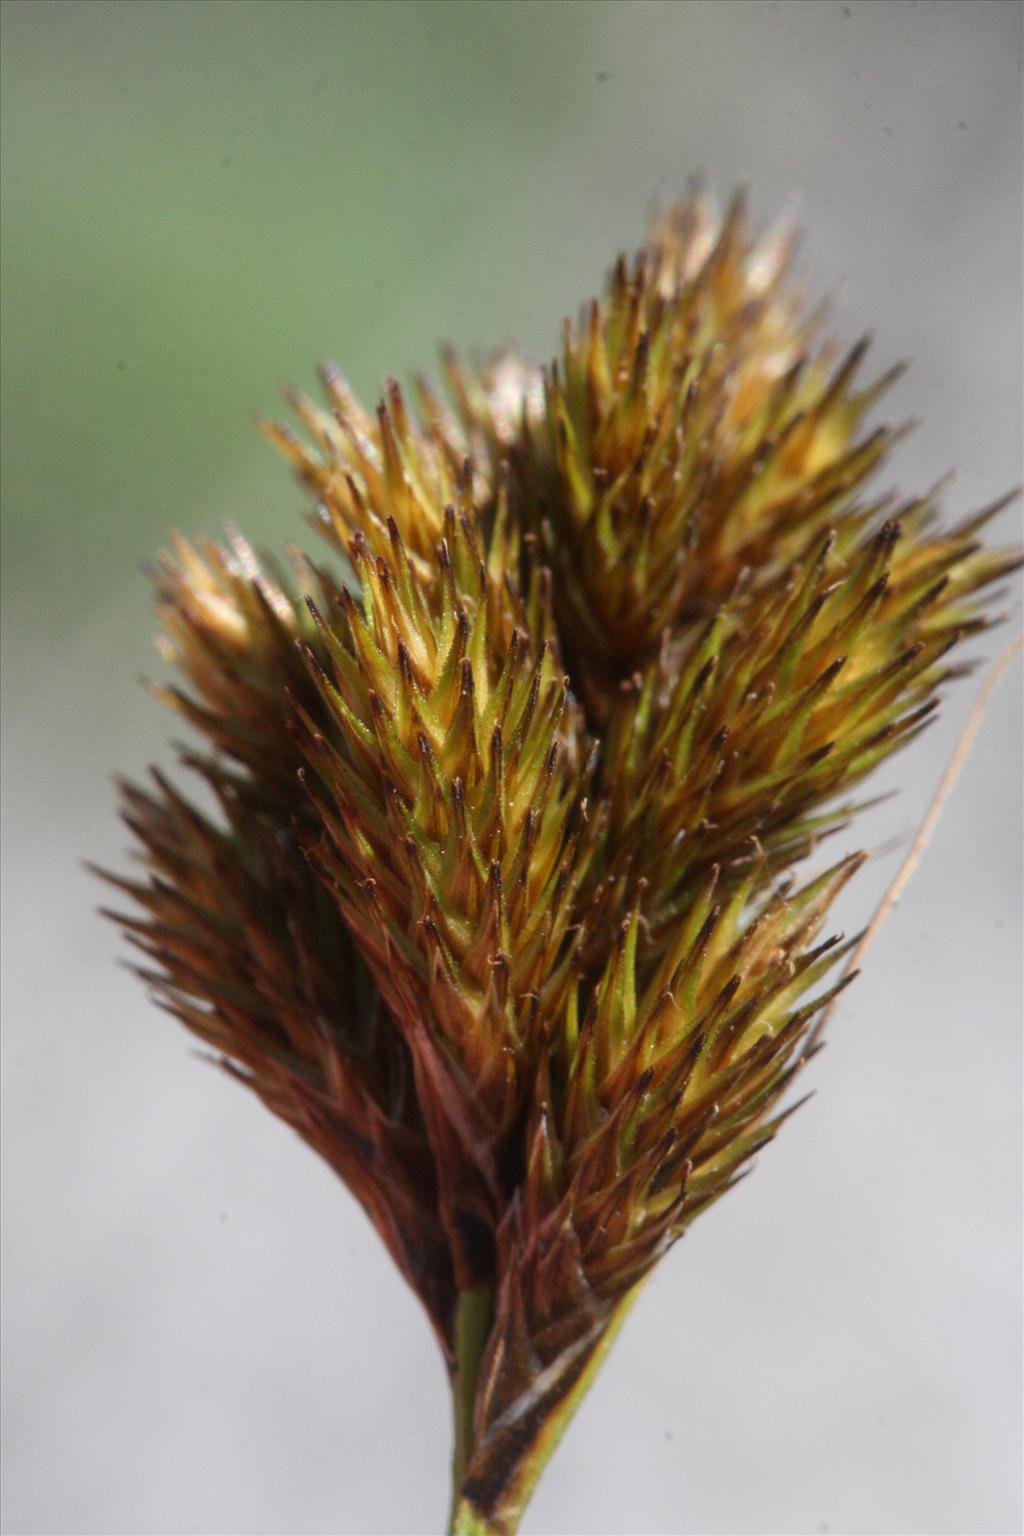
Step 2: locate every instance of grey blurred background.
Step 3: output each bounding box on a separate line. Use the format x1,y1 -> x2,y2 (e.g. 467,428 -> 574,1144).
2,2 -> 1021,1533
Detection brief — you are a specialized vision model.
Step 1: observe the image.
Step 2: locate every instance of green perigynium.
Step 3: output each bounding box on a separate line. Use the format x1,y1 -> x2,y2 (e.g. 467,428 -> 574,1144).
103,194 -> 1019,1535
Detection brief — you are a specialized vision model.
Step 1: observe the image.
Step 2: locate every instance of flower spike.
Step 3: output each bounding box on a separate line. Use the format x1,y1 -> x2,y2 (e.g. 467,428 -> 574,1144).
104,190 -> 1019,1535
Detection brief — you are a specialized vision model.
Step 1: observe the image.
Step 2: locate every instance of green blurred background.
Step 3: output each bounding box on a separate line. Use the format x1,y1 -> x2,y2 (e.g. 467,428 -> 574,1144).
3,4 -> 1021,1534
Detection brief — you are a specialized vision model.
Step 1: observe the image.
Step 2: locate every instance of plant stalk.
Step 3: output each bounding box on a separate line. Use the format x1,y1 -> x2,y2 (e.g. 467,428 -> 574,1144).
448,1284 -> 496,1535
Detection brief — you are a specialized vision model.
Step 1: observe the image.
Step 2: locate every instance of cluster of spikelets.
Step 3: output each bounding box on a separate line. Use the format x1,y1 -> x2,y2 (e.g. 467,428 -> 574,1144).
105,194 -> 1017,1534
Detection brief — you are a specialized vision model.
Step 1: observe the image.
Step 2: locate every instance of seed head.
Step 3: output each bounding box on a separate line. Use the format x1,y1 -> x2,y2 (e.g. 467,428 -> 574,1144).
103,192 -> 1019,1535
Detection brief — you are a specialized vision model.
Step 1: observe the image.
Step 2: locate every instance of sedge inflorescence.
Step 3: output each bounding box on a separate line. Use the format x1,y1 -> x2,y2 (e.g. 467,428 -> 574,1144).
105,194 -> 1016,1535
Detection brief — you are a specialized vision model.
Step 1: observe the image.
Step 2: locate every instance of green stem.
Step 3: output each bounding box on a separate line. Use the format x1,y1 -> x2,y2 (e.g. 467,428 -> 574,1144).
448,1284 -> 496,1535
450,1503 -> 501,1536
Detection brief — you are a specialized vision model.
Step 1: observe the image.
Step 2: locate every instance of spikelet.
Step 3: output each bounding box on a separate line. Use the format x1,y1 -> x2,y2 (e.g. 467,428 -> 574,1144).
589,495 -> 1017,945
462,855 -> 865,1526
100,535 -> 457,1350
104,192 -> 1019,1536
293,513 -> 592,1287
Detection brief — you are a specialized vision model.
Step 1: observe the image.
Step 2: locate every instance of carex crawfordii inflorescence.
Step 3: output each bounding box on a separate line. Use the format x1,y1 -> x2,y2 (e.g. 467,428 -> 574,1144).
104,195 -> 1019,1535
